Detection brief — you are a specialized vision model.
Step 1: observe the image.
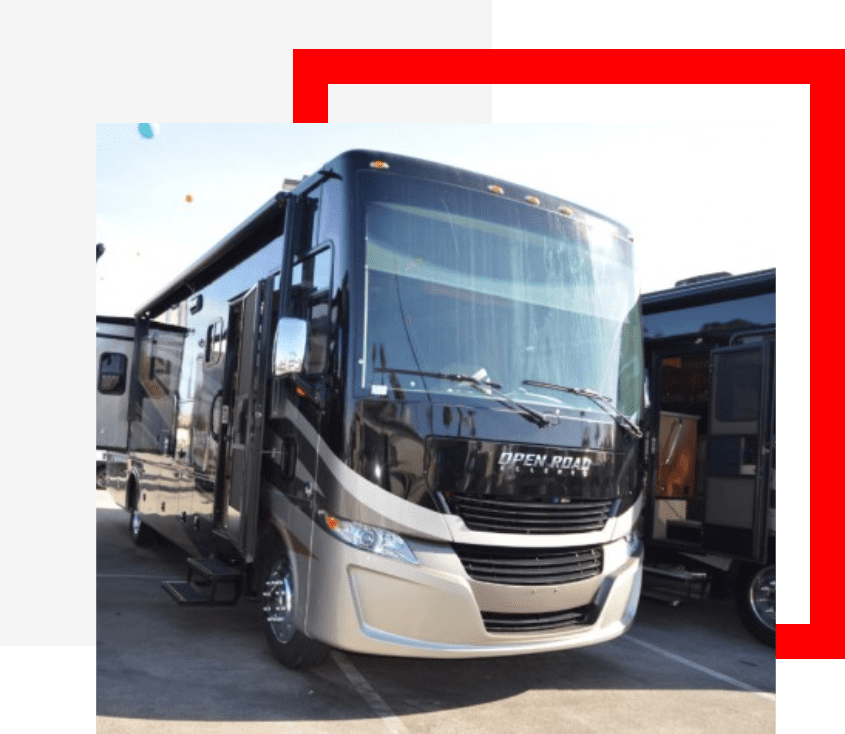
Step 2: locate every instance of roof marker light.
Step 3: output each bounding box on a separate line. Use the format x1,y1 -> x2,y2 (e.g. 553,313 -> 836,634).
558,205 -> 574,217
524,195 -> 541,206
370,160 -> 390,169
487,184 -> 505,195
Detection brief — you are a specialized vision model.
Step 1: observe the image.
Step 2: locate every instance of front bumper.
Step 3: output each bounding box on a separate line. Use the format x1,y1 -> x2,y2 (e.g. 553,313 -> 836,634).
301,527 -> 643,658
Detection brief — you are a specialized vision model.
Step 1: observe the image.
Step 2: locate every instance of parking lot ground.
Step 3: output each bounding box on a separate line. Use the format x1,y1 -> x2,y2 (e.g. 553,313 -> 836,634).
96,491 -> 775,734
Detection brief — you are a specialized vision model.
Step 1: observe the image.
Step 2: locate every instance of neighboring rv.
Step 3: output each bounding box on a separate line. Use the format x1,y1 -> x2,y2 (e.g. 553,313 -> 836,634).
639,269 -> 775,646
103,150 -> 645,668
96,316 -> 136,488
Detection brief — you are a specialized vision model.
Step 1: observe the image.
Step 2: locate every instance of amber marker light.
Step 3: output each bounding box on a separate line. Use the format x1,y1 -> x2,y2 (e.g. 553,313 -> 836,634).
558,205 -> 574,217
487,184 -> 505,195
325,515 -> 339,531
524,195 -> 541,206
369,160 -> 390,169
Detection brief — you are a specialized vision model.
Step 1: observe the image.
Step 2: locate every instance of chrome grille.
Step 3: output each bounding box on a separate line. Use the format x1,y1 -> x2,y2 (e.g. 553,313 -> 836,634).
453,543 -> 603,586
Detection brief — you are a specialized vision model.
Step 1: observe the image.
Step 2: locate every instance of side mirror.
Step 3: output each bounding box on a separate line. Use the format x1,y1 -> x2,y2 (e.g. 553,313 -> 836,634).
273,318 -> 307,377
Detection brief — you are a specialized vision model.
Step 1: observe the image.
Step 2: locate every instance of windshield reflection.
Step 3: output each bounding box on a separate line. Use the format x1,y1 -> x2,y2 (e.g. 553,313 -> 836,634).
360,172 -> 642,418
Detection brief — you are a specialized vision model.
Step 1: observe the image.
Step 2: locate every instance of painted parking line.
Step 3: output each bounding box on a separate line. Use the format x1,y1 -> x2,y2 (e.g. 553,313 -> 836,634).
331,651 -> 409,734
625,635 -> 775,702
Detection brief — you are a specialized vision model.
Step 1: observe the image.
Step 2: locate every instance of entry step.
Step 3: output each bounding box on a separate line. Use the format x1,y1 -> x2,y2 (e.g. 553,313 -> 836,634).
642,564 -> 710,606
162,556 -> 243,606
187,556 -> 242,581
162,580 -> 218,606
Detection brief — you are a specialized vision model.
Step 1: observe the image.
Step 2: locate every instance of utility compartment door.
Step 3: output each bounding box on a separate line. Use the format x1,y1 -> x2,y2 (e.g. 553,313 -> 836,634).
218,278 -> 274,561
702,342 -> 772,560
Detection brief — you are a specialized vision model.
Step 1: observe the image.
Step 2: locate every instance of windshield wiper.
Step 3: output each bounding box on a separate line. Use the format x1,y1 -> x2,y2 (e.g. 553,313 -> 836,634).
375,367 -> 502,389
522,380 -> 643,438
375,367 -> 552,427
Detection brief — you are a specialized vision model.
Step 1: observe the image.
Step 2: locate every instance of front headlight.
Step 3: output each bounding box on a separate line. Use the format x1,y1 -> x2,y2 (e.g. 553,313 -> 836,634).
318,512 -> 419,565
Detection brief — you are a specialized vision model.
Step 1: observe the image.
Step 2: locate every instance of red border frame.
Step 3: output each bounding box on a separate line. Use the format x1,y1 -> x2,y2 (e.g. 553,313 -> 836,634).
292,48 -> 830,660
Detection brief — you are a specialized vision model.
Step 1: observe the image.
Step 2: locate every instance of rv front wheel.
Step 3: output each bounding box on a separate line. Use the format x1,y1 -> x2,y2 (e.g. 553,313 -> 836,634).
129,507 -> 155,547
259,532 -> 329,669
736,563 -> 775,647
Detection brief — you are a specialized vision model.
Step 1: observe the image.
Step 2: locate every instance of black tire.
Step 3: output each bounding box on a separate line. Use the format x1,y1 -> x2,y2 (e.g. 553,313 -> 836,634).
735,564 -> 775,647
258,531 -> 330,669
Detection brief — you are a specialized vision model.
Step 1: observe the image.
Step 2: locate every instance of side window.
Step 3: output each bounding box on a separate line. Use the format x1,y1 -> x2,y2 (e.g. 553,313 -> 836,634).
292,247 -> 331,293
99,353 -> 127,395
204,319 -> 224,366
305,298 -> 330,374
149,355 -> 172,396
292,247 -> 332,374
291,186 -> 333,375
317,177 -> 341,249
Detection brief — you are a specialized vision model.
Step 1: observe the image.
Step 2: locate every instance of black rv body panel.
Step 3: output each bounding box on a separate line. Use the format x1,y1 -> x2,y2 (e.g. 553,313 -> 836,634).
267,150 -> 643,526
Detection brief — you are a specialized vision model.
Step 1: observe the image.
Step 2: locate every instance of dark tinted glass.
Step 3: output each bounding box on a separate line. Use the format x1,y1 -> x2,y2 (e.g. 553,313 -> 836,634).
715,350 -> 761,422
643,293 -> 774,340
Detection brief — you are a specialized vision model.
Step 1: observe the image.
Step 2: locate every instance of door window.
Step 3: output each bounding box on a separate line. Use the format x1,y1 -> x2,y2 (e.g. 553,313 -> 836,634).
98,353 -> 127,394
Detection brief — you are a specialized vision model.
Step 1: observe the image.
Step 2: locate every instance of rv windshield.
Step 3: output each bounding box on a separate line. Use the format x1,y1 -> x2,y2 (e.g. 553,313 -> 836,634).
360,171 -> 642,419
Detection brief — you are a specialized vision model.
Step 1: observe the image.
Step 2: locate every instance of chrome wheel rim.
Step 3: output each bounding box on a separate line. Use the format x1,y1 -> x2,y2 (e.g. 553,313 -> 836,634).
264,559 -> 295,644
130,510 -> 142,538
749,566 -> 776,631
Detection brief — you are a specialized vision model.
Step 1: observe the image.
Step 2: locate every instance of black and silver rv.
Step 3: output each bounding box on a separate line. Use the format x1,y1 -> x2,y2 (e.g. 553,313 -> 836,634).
102,150 -> 646,668
640,269 -> 775,646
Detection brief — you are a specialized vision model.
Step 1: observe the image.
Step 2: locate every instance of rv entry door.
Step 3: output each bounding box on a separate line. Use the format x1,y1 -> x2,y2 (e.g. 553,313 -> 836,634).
702,342 -> 773,560
218,278 -> 274,561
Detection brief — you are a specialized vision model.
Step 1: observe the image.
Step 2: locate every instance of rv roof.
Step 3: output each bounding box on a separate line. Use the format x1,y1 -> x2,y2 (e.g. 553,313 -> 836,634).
641,268 -> 775,313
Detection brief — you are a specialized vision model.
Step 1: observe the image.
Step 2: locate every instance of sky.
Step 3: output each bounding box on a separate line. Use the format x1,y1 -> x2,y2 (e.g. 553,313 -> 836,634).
96,118 -> 802,317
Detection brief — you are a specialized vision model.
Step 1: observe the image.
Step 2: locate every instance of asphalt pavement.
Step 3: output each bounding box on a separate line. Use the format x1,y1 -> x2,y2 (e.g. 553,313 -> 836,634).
96,490 -> 775,733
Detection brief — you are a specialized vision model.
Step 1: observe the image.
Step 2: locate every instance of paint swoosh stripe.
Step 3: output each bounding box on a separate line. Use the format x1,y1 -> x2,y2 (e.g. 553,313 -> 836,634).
268,399 -> 454,542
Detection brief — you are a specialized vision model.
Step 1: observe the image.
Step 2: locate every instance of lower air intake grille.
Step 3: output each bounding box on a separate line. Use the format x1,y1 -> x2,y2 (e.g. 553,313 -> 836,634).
482,605 -> 595,633
453,543 -> 603,586
446,495 -> 615,534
